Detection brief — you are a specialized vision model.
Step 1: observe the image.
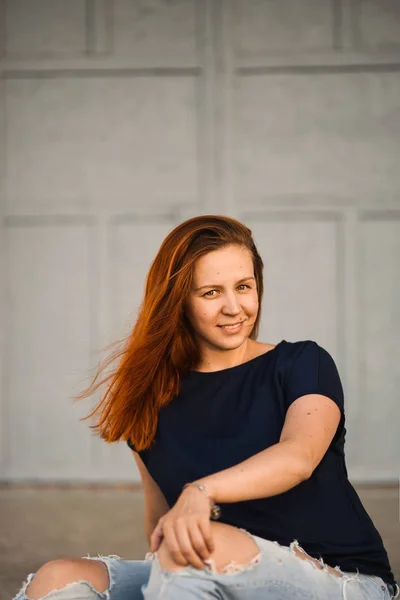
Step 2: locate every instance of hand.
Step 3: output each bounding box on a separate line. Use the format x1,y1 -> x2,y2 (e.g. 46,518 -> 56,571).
150,486 -> 215,569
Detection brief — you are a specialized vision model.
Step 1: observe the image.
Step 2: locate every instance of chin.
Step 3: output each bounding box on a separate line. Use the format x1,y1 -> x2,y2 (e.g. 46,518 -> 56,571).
211,335 -> 248,350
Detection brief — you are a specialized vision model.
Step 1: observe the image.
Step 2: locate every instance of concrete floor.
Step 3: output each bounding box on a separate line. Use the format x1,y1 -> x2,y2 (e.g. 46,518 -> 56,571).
1,485 -> 399,599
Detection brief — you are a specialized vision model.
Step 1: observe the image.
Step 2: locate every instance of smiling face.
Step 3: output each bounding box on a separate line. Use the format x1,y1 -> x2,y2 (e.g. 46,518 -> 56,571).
185,244 -> 259,358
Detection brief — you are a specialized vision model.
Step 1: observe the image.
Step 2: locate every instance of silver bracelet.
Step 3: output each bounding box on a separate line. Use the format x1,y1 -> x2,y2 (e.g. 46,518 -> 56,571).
182,482 -> 221,520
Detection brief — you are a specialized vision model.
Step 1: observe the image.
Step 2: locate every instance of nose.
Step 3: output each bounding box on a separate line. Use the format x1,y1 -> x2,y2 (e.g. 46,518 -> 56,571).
221,292 -> 241,315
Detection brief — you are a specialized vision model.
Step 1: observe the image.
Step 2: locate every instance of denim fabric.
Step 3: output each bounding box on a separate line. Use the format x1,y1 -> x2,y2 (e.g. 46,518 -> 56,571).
14,536 -> 397,600
142,535 -> 393,600
13,555 -> 152,600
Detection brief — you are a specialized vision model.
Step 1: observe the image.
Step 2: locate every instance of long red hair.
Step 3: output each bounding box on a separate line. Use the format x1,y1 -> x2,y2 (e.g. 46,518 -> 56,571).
76,215 -> 264,451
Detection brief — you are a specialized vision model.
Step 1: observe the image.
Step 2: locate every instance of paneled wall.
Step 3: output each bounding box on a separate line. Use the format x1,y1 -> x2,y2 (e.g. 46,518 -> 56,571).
0,0 -> 399,482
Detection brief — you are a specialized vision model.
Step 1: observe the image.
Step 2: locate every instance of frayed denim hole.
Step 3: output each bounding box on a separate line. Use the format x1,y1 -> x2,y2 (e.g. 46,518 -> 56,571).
350,574 -> 396,600
153,551 -> 213,578
210,529 -> 264,577
15,573 -> 35,599
218,551 -> 263,575
81,554 -> 121,597
289,540 -> 344,581
198,530 -> 264,578
144,552 -> 155,562
152,530 -> 264,580
341,573 -> 363,600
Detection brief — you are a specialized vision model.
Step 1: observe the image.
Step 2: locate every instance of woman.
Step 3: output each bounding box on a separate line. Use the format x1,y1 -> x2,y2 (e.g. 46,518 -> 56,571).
15,215 -> 397,600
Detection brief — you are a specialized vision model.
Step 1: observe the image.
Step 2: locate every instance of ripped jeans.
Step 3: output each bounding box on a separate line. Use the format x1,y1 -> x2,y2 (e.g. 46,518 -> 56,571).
14,535 -> 397,600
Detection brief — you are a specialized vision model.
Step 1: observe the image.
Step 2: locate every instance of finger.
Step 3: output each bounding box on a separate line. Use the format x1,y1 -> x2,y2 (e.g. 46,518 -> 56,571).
198,518 -> 215,554
163,522 -> 189,567
150,520 -> 164,553
188,523 -> 212,562
175,520 -> 206,570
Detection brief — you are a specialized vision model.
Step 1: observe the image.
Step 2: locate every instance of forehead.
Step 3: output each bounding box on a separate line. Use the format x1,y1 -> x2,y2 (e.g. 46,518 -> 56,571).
193,245 -> 254,281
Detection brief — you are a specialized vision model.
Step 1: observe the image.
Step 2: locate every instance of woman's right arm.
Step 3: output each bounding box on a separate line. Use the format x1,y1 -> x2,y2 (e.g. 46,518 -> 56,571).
132,451 -> 170,546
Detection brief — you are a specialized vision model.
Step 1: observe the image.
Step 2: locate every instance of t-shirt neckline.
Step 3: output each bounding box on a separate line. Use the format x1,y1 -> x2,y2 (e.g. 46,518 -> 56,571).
189,339 -> 285,375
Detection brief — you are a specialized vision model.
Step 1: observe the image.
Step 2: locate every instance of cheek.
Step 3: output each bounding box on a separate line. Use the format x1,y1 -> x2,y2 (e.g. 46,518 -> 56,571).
246,294 -> 259,315
198,307 -> 215,322
188,302 -> 218,326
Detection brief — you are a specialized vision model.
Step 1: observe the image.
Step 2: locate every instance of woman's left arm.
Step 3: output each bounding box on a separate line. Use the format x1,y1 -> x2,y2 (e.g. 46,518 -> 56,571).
151,342 -> 345,563
150,393 -> 341,564
196,393 -> 341,503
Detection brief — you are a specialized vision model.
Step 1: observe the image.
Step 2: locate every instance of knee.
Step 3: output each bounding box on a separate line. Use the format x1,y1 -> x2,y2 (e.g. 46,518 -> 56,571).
25,559 -> 109,599
157,522 -> 261,574
157,539 -> 184,572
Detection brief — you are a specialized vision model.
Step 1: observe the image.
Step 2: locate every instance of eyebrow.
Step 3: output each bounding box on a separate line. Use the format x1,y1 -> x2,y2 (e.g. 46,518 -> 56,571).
194,276 -> 255,292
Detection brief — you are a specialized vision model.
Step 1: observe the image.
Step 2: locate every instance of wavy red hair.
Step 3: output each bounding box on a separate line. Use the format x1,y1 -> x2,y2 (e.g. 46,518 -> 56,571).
76,215 -> 264,451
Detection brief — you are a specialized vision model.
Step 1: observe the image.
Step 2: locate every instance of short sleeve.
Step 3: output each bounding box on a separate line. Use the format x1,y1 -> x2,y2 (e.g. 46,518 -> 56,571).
285,341 -> 344,415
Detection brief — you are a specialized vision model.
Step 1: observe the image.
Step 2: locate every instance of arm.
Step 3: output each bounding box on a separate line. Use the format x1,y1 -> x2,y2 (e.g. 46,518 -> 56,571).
132,450 -> 170,546
149,393 -> 341,567
195,393 -> 341,503
151,342 -> 343,566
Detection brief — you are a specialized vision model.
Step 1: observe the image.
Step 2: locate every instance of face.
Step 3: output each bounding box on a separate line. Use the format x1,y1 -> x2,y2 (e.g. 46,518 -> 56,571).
185,245 -> 259,353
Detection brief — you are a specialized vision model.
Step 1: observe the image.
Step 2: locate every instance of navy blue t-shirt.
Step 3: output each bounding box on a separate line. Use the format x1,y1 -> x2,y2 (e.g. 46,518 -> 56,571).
128,340 -> 394,585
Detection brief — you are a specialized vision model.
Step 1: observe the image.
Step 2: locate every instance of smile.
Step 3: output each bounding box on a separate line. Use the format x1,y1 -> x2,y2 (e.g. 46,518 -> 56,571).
219,322 -> 244,333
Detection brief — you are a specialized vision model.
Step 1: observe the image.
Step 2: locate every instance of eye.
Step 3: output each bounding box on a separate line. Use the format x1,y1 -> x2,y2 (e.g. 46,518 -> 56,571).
203,289 -> 218,297
237,284 -> 250,291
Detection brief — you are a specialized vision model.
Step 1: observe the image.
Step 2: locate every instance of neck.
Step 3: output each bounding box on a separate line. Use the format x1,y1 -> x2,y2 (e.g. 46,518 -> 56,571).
195,339 -> 254,373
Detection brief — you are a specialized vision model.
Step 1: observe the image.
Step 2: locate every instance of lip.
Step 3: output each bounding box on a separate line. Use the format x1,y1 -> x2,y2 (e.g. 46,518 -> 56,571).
218,321 -> 244,333
219,321 -> 244,327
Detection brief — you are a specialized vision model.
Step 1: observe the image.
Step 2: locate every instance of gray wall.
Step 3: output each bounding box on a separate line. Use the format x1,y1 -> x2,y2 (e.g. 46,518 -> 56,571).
0,0 -> 399,483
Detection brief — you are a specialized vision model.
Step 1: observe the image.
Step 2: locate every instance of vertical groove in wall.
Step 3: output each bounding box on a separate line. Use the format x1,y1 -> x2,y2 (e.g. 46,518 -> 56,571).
342,210 -> 360,422
335,215 -> 347,378
103,0 -> 114,55
352,0 -> 363,51
216,0 -> 236,217
194,0 -> 215,212
85,0 -> 96,55
332,0 -> 343,51
340,0 -> 358,51
354,209 -> 364,470
85,0 -> 111,56
94,0 -> 113,55
350,0 -> 362,51
87,216 -> 104,471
